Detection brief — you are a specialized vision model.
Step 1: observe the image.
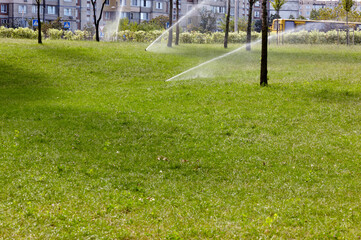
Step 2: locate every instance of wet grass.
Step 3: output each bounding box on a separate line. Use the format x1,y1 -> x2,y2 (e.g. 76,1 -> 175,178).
1,39 -> 361,239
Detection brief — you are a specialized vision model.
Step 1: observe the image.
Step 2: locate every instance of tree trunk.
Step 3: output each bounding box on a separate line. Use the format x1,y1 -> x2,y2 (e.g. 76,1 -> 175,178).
260,0 -> 268,86
246,0 -> 254,51
346,12 -> 349,46
234,0 -> 238,32
224,0 -> 231,48
175,0 -> 179,45
276,11 -> 279,45
92,0 -> 99,41
43,0 -> 46,23
95,23 -> 100,41
37,1 -> 42,44
167,0 -> 173,47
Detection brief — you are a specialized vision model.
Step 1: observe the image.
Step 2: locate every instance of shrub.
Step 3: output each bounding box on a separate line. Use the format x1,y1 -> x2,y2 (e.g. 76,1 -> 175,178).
0,26 -> 14,38
211,32 -> 224,43
12,27 -> 37,39
72,30 -> 89,40
64,31 -> 74,40
47,29 -> 63,40
180,32 -> 192,43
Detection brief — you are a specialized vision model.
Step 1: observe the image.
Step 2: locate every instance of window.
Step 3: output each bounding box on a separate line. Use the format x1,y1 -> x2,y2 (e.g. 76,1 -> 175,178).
120,0 -> 126,6
255,1 -> 259,6
156,2 -> 162,9
105,0 -> 109,5
87,3 -> 90,8
140,12 -> 148,20
1,19 -> 8,24
218,6 -> 225,13
131,0 -> 138,6
48,6 -> 56,14
187,5 -> 192,12
32,5 -> 43,13
64,0 -> 72,2
254,11 -> 259,17
18,5 -> 27,13
64,8 -> 72,16
142,0 -> 151,7
87,16 -> 90,21
105,11 -> 111,19
130,12 -> 134,19
188,18 -> 191,24
1,4 -> 7,13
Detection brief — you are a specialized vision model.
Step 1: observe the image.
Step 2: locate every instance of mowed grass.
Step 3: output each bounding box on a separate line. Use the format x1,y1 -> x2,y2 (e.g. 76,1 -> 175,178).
1,38 -> 361,239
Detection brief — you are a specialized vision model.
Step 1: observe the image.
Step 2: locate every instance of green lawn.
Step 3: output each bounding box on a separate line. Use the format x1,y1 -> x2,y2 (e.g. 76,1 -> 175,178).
1,38 -> 361,239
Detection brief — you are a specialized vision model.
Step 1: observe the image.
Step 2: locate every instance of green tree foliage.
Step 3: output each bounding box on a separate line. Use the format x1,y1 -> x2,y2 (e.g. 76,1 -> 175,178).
310,9 -> 320,20
313,5 -> 361,22
149,15 -> 169,29
271,0 -> 286,15
42,17 -> 63,34
118,18 -> 139,31
220,17 -> 255,32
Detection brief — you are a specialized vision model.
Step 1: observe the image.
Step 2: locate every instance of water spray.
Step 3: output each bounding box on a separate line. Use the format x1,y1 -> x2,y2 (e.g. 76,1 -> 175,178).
145,1 -> 205,51
165,27 -> 303,82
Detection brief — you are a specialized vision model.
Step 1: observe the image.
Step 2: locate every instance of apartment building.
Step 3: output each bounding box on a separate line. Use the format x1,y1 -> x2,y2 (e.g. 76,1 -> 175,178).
100,0 -> 265,31
1,0 -> 269,31
299,0 -> 339,18
0,0 -> 92,30
101,0 -> 169,24
299,0 -> 361,19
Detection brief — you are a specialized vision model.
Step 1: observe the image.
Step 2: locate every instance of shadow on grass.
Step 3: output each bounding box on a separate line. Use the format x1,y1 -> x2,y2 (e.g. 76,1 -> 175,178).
0,60 -> 56,103
270,81 -> 361,104
269,47 -> 361,64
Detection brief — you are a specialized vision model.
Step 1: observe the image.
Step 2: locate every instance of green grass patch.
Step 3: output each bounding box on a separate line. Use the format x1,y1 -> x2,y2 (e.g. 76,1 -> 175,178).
1,39 -> 361,238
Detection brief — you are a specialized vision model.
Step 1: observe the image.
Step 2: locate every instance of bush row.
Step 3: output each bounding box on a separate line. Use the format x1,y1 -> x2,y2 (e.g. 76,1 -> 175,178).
1,27 -> 361,44
115,30 -> 261,44
0,27 -> 92,40
277,30 -> 361,45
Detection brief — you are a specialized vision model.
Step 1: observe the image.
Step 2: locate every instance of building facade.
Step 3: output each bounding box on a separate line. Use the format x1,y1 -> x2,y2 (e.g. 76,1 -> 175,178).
0,0 -> 271,31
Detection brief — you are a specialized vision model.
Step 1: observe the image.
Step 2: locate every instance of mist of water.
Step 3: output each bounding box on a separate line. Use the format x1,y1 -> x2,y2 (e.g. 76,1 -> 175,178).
165,22 -> 328,82
145,1 -> 205,51
103,4 -> 125,41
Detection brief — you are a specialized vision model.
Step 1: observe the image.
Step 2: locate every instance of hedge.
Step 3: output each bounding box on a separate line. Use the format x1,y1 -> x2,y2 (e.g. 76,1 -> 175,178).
1,26 -> 361,45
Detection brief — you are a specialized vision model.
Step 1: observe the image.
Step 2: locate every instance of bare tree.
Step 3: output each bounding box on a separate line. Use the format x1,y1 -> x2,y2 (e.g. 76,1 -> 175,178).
90,0 -> 106,42
175,0 -> 180,45
342,0 -> 354,45
260,0 -> 268,86
35,0 -> 42,44
246,0 -> 256,51
271,0 -> 286,44
168,0 -> 173,47
224,0 -> 231,48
